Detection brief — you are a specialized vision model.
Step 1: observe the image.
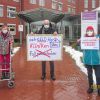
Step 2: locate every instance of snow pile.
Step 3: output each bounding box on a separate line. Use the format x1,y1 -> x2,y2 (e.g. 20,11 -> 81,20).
63,45 -> 96,83
11,47 -> 20,57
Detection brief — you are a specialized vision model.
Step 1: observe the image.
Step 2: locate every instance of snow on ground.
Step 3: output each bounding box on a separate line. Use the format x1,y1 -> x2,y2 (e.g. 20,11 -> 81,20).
11,47 -> 20,57
63,45 -> 96,84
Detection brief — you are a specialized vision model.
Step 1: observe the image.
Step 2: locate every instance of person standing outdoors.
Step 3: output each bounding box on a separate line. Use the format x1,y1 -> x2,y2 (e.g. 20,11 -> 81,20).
0,25 -> 13,79
81,31 -> 100,96
38,19 -> 57,80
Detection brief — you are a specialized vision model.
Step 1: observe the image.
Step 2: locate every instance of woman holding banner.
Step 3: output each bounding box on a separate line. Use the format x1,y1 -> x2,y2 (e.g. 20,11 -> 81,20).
78,29 -> 100,96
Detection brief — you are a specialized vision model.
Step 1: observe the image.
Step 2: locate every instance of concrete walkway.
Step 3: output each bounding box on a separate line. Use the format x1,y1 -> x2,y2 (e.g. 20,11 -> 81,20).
0,43 -> 100,100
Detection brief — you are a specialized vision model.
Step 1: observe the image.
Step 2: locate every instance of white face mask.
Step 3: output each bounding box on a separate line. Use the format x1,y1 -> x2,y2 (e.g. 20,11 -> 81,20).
44,25 -> 49,29
2,30 -> 8,34
86,30 -> 93,36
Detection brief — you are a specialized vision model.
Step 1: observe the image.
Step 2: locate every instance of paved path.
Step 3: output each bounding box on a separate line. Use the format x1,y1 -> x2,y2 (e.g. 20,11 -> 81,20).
0,43 -> 100,100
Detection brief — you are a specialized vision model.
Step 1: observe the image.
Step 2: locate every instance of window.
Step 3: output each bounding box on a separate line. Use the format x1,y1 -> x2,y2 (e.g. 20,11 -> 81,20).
7,6 -> 16,18
30,0 -> 36,4
92,0 -> 96,8
68,0 -> 71,3
0,23 -> 4,32
52,0 -> 57,9
68,0 -> 76,4
39,0 -> 45,6
8,24 -> 16,35
58,3 -> 63,11
72,8 -> 76,14
84,0 -> 88,8
0,5 -> 3,17
68,7 -> 72,13
13,0 -> 19,2
72,24 -> 81,39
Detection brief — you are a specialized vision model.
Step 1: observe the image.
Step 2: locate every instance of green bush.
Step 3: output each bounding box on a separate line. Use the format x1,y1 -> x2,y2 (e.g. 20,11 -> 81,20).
69,40 -> 81,51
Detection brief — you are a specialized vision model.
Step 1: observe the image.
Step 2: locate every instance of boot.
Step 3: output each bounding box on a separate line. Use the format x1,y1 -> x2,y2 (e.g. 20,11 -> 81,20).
41,73 -> 46,80
97,85 -> 100,96
50,75 -> 56,81
98,89 -> 100,96
87,84 -> 93,94
87,88 -> 93,94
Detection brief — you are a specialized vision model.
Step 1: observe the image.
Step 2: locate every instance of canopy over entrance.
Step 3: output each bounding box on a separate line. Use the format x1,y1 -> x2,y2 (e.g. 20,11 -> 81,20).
17,8 -> 66,23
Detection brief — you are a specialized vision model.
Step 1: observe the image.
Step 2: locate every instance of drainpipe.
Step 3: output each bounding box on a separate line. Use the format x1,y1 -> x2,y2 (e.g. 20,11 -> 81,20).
27,22 -> 31,34
19,0 -> 23,45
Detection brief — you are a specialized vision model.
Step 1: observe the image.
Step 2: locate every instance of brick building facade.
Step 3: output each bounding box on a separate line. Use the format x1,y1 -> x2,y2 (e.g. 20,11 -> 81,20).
0,0 -> 100,39
76,0 -> 100,14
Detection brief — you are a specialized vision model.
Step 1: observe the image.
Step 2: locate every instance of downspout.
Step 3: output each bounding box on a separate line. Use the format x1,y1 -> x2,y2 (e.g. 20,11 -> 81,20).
19,0 -> 23,45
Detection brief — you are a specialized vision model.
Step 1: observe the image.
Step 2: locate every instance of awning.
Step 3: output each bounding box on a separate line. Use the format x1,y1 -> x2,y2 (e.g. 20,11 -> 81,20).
17,8 -> 66,23
93,7 -> 100,12
92,7 -> 100,17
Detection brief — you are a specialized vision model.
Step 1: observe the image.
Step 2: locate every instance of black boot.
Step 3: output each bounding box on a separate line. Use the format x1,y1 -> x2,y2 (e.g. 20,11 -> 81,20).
98,89 -> 100,96
87,88 -> 93,94
41,73 -> 46,80
50,61 -> 55,80
50,75 -> 56,81
97,85 -> 100,96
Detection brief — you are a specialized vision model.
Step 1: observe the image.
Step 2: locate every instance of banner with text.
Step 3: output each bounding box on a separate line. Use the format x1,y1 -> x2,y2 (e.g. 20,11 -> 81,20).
81,37 -> 99,49
27,34 -> 63,61
81,11 -> 99,49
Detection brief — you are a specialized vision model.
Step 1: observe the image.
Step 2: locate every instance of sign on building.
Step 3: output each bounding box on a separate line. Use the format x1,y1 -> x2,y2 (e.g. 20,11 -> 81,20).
27,34 -> 63,61
18,25 -> 23,32
81,11 -> 99,50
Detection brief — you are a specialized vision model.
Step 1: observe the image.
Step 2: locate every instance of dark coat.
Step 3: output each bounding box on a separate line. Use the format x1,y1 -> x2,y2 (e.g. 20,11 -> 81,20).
38,23 -> 56,34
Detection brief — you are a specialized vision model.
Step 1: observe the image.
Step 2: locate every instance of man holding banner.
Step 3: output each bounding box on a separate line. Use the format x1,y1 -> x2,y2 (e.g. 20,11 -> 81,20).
38,19 -> 58,80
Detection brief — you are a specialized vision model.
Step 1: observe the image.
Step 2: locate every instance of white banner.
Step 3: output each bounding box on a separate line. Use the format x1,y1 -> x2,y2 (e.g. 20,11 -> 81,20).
27,34 -> 63,61
81,11 -> 99,50
81,37 -> 99,50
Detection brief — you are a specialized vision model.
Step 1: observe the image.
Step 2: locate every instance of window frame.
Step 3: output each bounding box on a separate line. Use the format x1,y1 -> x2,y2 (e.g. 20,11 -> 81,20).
92,0 -> 96,8
58,2 -> 63,11
7,6 -> 16,18
52,0 -> 57,9
13,0 -> 19,2
0,5 -> 3,17
7,24 -> 16,35
84,0 -> 88,9
30,0 -> 36,4
39,0 -> 45,6
0,23 -> 4,32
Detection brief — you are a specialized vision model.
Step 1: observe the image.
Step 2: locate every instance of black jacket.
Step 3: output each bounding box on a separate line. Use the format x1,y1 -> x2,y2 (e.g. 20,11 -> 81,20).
38,23 -> 56,34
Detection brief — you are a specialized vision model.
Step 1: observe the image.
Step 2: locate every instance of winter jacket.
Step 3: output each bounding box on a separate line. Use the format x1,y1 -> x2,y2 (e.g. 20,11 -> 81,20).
0,32 -> 13,55
83,35 -> 100,65
38,23 -> 56,34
